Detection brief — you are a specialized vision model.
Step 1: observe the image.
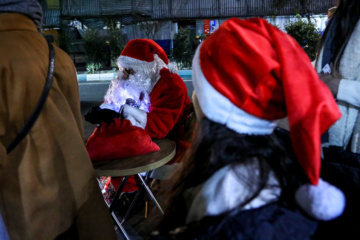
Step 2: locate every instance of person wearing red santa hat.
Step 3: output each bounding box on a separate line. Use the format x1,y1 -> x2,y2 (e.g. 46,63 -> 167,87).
150,18 -> 346,239
111,39 -> 192,147
85,39 -> 193,191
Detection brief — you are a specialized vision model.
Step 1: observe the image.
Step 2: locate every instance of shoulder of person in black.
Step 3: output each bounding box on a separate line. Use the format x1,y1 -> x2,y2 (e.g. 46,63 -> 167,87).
150,201 -> 317,240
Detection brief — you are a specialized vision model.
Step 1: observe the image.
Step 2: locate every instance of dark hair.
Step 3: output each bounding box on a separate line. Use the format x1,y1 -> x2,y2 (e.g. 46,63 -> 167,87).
318,0 -> 360,72
154,117 -> 307,233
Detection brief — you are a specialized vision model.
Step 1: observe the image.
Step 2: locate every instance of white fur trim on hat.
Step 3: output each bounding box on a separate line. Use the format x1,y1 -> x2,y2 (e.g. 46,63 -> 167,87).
192,46 -> 277,135
118,54 -> 168,75
295,178 -> 345,221
168,62 -> 178,74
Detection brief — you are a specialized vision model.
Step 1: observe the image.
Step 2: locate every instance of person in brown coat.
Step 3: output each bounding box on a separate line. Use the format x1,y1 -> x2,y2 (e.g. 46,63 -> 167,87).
0,1 -> 117,239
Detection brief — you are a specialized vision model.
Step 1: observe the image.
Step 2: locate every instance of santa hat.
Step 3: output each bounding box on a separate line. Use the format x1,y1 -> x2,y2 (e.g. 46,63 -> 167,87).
118,39 -> 178,74
192,18 -> 345,221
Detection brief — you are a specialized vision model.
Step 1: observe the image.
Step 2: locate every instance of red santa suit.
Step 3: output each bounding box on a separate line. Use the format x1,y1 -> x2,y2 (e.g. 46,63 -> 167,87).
147,68 -> 191,140
118,39 -> 192,179
87,39 -> 192,188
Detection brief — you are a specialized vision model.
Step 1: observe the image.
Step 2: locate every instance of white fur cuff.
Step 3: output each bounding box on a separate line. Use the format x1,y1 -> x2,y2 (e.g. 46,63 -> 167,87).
122,104 -> 147,129
99,102 -> 117,111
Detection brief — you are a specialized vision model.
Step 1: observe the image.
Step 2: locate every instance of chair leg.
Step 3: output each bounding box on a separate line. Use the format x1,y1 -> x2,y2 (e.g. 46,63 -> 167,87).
121,187 -> 145,224
137,173 -> 164,215
102,172 -> 164,240
101,193 -> 131,240
111,211 -> 131,240
109,176 -> 130,212
105,176 -> 133,239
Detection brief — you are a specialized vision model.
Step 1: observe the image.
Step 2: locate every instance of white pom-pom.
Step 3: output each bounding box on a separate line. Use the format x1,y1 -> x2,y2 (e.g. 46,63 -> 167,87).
168,62 -> 178,74
295,178 -> 345,221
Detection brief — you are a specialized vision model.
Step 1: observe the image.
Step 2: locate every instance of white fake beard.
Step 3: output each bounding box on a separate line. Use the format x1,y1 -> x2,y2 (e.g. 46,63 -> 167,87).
103,71 -> 153,113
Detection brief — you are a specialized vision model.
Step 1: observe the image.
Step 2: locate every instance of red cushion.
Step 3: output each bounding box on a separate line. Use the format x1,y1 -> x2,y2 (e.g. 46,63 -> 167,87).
86,118 -> 160,161
111,176 -> 139,193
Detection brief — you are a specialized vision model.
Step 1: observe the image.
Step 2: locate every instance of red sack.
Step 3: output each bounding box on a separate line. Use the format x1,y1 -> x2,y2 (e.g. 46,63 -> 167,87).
86,118 -> 160,161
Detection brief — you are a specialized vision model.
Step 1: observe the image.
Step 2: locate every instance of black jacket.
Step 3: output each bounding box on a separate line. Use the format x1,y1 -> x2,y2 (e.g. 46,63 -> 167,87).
152,202 -> 317,240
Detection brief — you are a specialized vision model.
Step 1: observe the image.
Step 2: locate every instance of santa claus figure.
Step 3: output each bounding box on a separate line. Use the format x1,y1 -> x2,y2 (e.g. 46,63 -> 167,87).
85,39 -> 192,182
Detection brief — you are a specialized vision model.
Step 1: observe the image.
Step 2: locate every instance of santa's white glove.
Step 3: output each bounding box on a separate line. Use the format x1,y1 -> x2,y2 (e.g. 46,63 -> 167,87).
122,104 -> 147,129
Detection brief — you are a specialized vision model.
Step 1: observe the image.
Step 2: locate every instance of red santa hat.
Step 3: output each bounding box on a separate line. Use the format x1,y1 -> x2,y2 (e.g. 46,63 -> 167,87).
118,39 -> 178,75
192,17 -> 345,221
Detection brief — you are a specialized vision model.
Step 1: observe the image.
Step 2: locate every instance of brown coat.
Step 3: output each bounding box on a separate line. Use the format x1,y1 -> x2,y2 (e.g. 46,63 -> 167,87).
0,13 -> 117,240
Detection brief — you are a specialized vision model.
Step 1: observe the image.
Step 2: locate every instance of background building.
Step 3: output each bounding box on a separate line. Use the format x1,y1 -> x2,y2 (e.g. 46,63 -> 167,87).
39,0 -> 337,70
